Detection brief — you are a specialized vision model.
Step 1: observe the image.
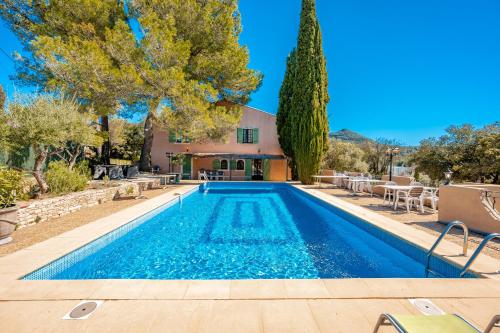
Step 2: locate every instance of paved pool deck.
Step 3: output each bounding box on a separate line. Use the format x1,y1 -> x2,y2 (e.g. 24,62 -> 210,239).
0,182 -> 499,332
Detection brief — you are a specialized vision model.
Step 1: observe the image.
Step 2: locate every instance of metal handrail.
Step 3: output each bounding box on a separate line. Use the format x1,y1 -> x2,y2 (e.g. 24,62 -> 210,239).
425,221 -> 469,277
459,233 -> 500,277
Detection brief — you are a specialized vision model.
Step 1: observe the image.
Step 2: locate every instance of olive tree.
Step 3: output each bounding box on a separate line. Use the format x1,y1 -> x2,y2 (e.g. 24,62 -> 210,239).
5,93 -> 102,193
322,140 -> 368,173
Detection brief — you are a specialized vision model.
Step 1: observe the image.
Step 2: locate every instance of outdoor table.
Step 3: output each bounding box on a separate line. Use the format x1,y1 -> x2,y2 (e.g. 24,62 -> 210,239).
328,175 -> 349,187
164,173 -> 181,183
381,185 -> 414,209
153,174 -> 177,186
312,175 -> 342,188
348,179 -> 386,194
138,173 -> 177,186
347,178 -> 369,193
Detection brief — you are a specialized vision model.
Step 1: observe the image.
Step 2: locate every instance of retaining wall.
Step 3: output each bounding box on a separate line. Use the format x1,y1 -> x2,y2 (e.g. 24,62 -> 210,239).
17,180 -> 158,228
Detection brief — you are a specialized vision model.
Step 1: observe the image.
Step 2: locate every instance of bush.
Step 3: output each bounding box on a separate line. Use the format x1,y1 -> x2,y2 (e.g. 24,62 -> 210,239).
73,160 -> 91,179
322,140 -> 369,173
45,161 -> 90,195
0,168 -> 24,208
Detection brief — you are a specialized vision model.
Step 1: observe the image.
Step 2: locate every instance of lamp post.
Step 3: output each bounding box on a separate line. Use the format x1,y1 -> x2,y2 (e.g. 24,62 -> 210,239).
444,169 -> 453,185
385,147 -> 400,181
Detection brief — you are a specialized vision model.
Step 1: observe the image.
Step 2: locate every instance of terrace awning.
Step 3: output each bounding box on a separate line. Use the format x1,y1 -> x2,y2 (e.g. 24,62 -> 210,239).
191,153 -> 285,160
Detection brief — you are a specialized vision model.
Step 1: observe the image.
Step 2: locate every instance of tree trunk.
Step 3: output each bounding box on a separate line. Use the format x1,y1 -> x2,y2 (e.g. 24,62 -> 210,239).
100,115 -> 111,165
67,144 -> 81,170
140,99 -> 161,172
289,159 -> 299,181
139,111 -> 154,172
33,148 -> 49,194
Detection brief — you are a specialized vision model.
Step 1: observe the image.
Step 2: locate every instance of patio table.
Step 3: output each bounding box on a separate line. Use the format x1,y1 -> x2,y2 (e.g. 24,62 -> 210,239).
347,178 -> 370,193
164,174 -> 180,184
346,178 -> 380,193
139,174 -> 177,186
381,185 -> 414,209
350,179 -> 386,194
329,175 -> 350,187
312,175 -> 342,188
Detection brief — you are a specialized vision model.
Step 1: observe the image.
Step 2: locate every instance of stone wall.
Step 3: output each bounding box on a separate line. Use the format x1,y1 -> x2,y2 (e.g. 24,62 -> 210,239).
17,180 -> 159,228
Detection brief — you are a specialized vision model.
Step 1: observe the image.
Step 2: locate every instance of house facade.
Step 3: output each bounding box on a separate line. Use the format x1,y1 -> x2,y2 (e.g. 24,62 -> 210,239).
150,104 -> 289,181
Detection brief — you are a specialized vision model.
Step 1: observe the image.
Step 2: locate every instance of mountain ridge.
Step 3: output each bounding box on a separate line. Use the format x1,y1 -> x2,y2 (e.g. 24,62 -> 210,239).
329,129 -> 373,143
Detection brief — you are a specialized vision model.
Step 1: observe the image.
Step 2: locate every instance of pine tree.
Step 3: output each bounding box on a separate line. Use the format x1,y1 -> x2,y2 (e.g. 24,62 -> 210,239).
291,0 -> 330,184
0,1 -> 141,164
277,48 -> 298,179
1,1 -> 262,170
131,0 -> 262,170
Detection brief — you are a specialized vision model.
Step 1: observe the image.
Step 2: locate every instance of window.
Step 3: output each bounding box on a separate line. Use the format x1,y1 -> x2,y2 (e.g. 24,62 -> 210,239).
236,160 -> 245,170
220,159 -> 228,170
169,130 -> 190,144
175,134 -> 183,143
237,128 -> 259,144
242,129 -> 253,143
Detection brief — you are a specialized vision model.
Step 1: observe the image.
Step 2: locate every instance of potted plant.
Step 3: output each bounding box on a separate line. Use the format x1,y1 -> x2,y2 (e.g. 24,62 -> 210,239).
0,168 -> 24,245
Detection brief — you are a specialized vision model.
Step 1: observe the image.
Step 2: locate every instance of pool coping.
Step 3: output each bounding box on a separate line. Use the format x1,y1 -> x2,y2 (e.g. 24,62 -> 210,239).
292,184 -> 499,280
0,182 -> 498,303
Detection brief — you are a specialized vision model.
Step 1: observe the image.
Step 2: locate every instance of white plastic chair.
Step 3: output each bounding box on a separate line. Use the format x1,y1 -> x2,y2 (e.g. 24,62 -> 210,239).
396,186 -> 424,212
422,188 -> 439,213
198,171 -> 209,181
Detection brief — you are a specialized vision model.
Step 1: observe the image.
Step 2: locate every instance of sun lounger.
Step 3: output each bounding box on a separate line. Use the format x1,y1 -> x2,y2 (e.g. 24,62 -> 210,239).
373,313 -> 499,333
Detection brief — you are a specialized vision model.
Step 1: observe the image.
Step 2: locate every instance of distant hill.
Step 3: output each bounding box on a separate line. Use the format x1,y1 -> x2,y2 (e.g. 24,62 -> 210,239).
329,129 -> 372,144
329,129 -> 417,155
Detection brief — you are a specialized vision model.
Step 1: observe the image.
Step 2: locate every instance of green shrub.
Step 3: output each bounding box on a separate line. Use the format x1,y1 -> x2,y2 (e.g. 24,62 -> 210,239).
102,175 -> 110,187
0,168 -> 24,208
73,160 -> 91,179
45,161 -> 90,195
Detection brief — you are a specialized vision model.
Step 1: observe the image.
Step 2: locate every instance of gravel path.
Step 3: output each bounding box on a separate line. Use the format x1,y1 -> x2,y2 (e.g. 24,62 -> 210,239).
0,186 -> 179,257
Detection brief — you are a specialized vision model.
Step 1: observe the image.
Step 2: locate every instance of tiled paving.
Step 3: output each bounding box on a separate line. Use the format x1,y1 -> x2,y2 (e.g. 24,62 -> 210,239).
0,183 -> 499,332
315,186 -> 500,259
1,297 -> 499,333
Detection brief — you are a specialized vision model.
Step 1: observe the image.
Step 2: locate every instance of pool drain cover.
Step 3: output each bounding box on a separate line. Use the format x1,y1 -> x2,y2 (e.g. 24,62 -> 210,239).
63,300 -> 103,320
408,299 -> 445,316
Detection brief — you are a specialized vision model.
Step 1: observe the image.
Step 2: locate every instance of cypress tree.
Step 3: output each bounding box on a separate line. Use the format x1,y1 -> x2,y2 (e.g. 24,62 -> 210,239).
291,0 -> 330,184
277,48 -> 298,179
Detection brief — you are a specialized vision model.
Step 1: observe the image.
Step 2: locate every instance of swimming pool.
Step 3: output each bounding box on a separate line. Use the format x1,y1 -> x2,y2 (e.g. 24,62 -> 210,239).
24,182 -> 474,280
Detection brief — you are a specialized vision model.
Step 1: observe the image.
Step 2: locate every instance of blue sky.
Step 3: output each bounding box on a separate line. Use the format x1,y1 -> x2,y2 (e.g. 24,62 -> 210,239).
1,0 -> 499,145
239,0 -> 500,144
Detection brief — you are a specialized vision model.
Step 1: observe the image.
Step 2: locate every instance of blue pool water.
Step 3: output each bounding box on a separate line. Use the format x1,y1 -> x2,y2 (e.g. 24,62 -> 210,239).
24,183 -> 473,280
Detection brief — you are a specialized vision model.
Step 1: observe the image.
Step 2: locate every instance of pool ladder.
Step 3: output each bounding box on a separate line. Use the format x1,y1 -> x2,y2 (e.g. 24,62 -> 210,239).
425,221 -> 500,277
425,221 -> 468,277
459,233 -> 500,277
